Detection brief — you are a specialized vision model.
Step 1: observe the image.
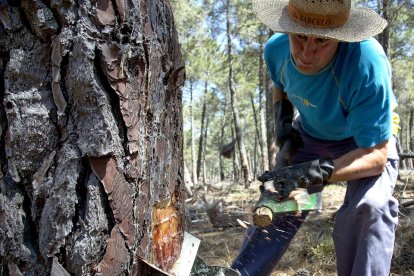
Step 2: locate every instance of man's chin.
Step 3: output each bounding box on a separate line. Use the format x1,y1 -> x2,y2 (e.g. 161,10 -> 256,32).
297,65 -> 318,74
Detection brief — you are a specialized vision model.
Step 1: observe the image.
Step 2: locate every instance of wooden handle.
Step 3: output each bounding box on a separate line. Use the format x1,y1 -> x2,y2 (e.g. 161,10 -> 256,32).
253,207 -> 273,227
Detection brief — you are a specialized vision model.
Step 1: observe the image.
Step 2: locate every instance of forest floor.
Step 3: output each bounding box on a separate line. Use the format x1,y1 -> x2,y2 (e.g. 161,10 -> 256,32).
186,170 -> 414,276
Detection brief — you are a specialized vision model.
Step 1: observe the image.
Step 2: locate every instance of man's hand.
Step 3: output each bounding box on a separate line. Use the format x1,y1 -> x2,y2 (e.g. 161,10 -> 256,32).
258,159 -> 335,198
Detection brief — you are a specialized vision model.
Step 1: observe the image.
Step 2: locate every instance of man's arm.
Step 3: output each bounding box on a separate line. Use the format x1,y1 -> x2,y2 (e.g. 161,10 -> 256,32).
330,141 -> 388,182
273,86 -> 286,103
273,87 -> 389,182
272,87 -> 304,167
272,87 -> 301,147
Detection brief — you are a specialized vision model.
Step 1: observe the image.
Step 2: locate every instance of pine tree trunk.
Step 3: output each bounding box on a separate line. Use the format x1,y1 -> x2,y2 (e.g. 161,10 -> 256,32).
219,96 -> 227,181
189,79 -> 198,186
202,115 -> 209,185
225,0 -> 250,186
231,127 -> 239,182
196,80 -> 207,181
378,0 -> 390,56
258,29 -> 269,172
183,161 -> 193,197
253,135 -> 258,177
0,1 -> 185,275
396,138 -> 406,170
265,69 -> 277,169
264,30 -> 276,169
409,108 -> 413,169
251,93 -> 261,176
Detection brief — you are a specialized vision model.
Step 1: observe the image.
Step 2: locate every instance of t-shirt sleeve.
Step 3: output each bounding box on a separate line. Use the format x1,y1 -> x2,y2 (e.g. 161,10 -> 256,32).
263,34 -> 285,90
345,47 -> 393,148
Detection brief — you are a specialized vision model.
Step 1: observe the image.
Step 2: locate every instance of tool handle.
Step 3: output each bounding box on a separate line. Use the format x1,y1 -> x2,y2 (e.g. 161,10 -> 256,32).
253,141 -> 292,228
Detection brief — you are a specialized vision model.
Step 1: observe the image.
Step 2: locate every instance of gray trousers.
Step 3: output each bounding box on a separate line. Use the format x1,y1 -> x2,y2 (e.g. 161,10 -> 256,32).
231,124 -> 399,276
333,156 -> 399,276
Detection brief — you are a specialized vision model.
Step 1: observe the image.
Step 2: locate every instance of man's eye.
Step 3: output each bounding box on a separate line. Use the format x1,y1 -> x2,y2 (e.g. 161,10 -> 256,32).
316,38 -> 329,43
296,34 -> 308,41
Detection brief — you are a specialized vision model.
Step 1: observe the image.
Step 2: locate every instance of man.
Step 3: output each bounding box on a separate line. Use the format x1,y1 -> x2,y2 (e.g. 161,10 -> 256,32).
231,0 -> 400,275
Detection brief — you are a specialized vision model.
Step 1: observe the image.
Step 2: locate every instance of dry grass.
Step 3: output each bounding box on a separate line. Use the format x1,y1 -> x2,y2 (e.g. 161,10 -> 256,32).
187,180 -> 414,276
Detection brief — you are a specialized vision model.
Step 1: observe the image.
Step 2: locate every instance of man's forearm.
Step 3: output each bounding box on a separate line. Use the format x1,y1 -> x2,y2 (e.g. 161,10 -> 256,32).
329,141 -> 388,182
272,87 -> 286,104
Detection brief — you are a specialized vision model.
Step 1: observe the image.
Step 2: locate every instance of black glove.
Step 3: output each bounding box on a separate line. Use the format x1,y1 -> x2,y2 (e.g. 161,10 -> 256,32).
274,99 -> 303,151
258,159 -> 334,198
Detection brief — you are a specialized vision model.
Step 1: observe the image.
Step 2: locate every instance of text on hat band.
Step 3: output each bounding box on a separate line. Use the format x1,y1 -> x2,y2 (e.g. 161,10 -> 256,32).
287,3 -> 350,28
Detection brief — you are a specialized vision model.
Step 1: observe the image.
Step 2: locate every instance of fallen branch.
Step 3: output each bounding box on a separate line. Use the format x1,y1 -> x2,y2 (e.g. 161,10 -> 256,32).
202,196 -> 252,228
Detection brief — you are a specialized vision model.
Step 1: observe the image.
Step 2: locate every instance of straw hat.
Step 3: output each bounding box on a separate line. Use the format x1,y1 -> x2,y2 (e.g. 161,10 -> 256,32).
252,0 -> 387,42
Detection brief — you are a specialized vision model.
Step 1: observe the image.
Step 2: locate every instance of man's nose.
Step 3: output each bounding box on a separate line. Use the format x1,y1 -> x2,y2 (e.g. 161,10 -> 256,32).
302,39 -> 318,58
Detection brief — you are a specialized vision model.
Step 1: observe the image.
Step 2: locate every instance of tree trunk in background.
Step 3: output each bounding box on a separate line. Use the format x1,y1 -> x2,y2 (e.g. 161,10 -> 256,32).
265,31 -> 276,169
251,93 -> 261,176
403,113 -> 408,167
202,115 -> 209,185
196,80 -> 207,181
253,136 -> 257,177
265,68 -> 277,169
219,96 -> 228,181
247,150 -> 253,180
231,127 -> 239,182
0,1 -> 185,275
409,108 -> 413,150
226,0 -> 250,186
258,31 -> 269,173
409,108 -> 413,169
396,140 -> 406,170
189,79 -> 198,186
378,0 -> 390,56
183,161 -> 193,197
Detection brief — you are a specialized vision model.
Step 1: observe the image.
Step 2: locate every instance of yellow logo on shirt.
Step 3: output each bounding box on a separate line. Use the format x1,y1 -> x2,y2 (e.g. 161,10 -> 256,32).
291,94 -> 317,108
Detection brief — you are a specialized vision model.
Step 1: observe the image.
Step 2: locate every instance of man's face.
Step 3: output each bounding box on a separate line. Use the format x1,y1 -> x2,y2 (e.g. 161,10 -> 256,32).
289,34 -> 339,74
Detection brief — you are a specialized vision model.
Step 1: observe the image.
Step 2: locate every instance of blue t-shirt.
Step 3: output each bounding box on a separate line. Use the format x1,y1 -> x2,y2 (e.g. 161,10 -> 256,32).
264,33 -> 397,148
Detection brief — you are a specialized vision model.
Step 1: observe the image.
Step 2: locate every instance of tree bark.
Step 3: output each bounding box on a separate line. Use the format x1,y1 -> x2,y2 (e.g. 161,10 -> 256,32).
0,1 -> 185,275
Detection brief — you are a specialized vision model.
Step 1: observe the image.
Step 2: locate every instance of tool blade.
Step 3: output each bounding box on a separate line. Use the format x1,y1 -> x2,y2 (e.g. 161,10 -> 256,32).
170,232 -> 200,276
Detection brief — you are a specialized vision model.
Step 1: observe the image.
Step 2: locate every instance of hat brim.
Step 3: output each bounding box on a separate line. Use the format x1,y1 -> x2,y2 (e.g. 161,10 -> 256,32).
253,0 -> 387,42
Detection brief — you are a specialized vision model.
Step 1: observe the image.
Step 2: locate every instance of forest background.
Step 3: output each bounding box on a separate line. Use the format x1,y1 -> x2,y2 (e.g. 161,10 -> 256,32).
171,0 -> 414,274
172,0 -> 414,187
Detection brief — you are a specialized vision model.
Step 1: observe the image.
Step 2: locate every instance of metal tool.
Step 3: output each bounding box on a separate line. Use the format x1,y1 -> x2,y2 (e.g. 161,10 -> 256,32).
170,232 -> 200,276
141,231 -> 240,276
253,137 -> 322,227
138,231 -> 200,276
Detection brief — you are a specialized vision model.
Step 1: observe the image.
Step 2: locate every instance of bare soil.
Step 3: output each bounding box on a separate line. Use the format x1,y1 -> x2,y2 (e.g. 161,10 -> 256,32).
187,174 -> 414,276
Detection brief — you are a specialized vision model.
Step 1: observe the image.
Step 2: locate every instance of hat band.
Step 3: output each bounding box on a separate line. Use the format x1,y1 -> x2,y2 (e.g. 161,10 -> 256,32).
287,3 -> 349,28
